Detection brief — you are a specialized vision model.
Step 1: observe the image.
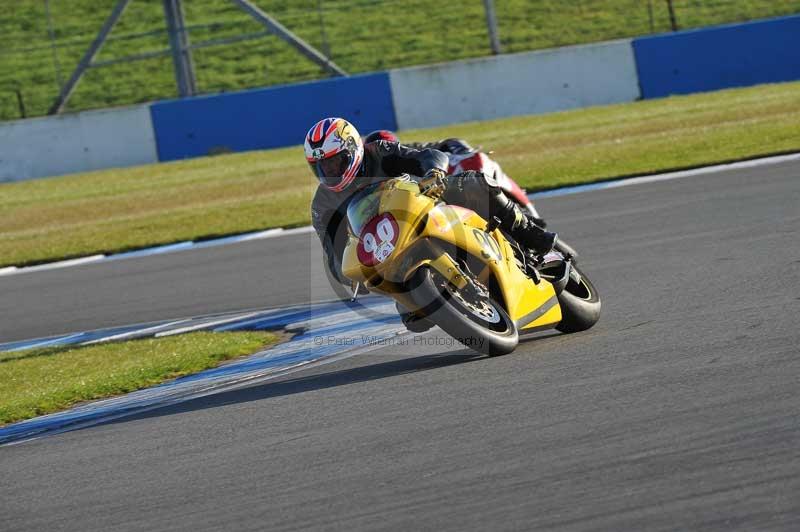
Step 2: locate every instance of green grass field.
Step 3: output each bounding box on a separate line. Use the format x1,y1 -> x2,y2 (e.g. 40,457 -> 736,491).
1,81 -> 799,268
0,331 -> 278,426
2,0 -> 799,119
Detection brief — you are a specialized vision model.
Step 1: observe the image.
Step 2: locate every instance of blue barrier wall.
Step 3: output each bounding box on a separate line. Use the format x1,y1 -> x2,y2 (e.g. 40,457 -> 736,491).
8,17 -> 800,179
633,15 -> 800,99
150,72 -> 397,161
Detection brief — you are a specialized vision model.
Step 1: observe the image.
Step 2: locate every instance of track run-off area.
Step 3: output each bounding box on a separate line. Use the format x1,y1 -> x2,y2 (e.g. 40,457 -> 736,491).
2,158 -> 799,531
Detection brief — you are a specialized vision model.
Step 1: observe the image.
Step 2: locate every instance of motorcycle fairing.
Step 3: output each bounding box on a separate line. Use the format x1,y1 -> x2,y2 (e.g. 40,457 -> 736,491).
340,179 -> 561,332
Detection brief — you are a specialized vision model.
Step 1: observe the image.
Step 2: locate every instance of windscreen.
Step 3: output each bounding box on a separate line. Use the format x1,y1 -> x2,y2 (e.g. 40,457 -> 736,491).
346,182 -> 386,237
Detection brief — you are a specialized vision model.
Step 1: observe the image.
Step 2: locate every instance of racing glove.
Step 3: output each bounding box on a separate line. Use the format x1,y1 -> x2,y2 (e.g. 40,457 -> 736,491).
419,167 -> 447,199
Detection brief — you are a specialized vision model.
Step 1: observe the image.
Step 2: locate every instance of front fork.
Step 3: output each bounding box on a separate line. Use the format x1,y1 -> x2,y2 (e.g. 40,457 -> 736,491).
390,240 -> 473,315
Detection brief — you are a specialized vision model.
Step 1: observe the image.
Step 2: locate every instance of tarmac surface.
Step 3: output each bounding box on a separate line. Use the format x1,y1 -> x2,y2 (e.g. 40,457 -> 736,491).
2,160 -> 799,530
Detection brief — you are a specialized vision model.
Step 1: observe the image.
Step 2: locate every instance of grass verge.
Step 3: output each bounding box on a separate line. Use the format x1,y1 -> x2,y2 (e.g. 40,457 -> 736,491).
1,80 -> 800,268
0,331 -> 278,426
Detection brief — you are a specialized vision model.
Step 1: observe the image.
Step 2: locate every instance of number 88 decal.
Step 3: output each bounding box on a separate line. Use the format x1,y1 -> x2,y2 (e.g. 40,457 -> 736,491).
357,213 -> 400,267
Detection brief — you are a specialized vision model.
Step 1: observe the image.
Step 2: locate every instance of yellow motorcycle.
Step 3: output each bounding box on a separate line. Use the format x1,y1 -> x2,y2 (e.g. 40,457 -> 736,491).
340,177 -> 600,355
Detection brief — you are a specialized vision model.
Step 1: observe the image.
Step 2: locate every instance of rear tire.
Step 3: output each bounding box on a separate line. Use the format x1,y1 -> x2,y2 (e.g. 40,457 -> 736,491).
555,264 -> 601,333
554,238 -> 579,262
408,267 -> 518,356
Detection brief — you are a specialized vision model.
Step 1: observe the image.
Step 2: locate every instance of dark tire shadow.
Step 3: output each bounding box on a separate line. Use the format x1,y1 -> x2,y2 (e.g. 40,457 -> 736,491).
95,329 -> 564,430
106,349 -> 487,426
519,330 -> 563,343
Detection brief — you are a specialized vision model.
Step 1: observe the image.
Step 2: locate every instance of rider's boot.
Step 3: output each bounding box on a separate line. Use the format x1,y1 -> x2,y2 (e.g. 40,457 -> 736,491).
501,201 -> 557,256
523,203 -> 547,229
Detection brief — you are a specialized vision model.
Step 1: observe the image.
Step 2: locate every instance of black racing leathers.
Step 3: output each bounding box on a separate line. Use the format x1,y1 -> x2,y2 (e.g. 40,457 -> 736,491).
404,138 -> 474,156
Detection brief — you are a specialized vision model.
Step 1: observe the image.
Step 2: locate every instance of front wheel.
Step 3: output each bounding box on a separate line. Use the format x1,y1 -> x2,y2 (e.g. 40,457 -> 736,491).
407,267 -> 519,356
555,264 -> 601,333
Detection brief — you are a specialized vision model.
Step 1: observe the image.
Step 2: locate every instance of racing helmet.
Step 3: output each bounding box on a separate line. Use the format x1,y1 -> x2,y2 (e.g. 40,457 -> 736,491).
363,129 -> 399,144
304,117 -> 364,192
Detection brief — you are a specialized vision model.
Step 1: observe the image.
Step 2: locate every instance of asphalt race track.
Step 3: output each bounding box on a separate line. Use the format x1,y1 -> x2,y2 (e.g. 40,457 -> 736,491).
0,228 -> 338,343
2,160 -> 799,531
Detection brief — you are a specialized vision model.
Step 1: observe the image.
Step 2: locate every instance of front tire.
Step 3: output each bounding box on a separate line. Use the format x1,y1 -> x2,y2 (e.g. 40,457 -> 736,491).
555,264 -> 601,333
408,267 -> 518,356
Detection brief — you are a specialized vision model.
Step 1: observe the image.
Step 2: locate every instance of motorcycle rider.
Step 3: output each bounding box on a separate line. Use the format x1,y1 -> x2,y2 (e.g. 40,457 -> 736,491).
306,117 -> 557,329
364,130 -> 548,228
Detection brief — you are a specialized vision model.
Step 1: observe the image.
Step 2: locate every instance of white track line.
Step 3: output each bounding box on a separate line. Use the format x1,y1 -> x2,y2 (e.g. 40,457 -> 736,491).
277,226 -> 316,237
3,152 -> 798,277
81,319 -> 192,345
154,312 -> 262,337
531,153 -> 800,198
232,228 -> 285,242
25,254 -> 106,272
1,255 -> 105,276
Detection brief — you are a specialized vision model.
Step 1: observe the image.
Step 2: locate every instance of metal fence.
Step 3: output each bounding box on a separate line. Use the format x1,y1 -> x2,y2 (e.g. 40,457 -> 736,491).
1,0 -> 799,121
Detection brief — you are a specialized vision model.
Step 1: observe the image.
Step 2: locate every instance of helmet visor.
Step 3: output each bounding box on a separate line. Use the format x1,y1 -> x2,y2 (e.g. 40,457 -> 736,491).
311,150 -> 353,187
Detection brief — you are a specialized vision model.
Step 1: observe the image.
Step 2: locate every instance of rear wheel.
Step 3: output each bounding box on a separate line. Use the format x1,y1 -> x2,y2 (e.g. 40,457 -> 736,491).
408,266 -> 518,356
554,238 -> 579,262
554,264 -> 601,333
